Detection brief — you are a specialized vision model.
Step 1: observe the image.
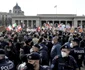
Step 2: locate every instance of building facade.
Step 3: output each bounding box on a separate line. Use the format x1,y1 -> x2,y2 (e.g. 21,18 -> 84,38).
12,14 -> 85,28
0,3 -> 85,28
0,3 -> 24,26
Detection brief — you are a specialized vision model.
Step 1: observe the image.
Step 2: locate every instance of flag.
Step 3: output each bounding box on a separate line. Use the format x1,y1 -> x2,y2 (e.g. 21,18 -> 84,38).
6,25 -> 12,31
45,22 -> 51,29
57,24 -> 62,30
58,24 -> 62,28
18,25 -> 22,30
12,23 -> 17,28
16,25 -> 22,32
37,27 -> 41,32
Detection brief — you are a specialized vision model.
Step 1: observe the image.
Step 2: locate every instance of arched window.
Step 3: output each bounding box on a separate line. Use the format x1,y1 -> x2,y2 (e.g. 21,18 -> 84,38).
15,11 -> 16,13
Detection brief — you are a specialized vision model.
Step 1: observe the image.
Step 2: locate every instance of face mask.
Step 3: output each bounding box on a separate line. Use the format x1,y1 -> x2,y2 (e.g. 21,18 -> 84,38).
27,63 -> 34,70
42,40 -> 44,42
30,48 -> 33,53
52,41 -> 54,44
61,51 -> 67,57
70,43 -> 73,48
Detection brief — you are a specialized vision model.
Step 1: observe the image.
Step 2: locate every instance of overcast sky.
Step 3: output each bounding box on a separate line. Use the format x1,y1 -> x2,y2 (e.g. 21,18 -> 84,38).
0,0 -> 84,16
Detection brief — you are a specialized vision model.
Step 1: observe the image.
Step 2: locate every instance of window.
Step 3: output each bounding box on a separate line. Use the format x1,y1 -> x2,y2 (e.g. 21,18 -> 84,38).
15,11 -> 16,13
77,20 -> 81,27
24,20 -> 27,28
33,20 -> 36,28
15,20 -> 18,25
28,20 -> 31,28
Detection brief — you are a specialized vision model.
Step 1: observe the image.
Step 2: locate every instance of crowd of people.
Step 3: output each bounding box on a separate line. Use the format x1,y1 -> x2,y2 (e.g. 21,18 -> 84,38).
0,27 -> 85,70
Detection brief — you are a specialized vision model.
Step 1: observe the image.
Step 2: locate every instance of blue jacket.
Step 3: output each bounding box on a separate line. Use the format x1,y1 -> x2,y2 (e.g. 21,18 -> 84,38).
51,42 -> 61,59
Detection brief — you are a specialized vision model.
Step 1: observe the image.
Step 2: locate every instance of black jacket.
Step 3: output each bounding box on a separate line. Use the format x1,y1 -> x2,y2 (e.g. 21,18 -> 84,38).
80,40 -> 85,48
51,55 -> 78,70
18,62 -> 49,70
0,58 -> 14,70
70,46 -> 84,67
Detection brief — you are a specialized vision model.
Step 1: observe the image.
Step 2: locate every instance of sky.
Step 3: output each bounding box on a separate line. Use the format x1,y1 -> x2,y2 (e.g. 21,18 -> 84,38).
0,0 -> 84,16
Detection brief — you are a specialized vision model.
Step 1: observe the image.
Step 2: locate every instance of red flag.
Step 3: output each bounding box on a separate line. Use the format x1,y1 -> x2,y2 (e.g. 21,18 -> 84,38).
58,24 -> 61,28
17,25 -> 22,32
36,27 -> 41,32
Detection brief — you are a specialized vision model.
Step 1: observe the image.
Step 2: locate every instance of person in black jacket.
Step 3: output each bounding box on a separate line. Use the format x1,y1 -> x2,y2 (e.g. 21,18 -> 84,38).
19,38 -> 33,62
18,52 -> 49,70
80,35 -> 85,48
32,44 -> 49,65
70,38 -> 84,70
51,45 -> 78,70
0,49 -> 14,70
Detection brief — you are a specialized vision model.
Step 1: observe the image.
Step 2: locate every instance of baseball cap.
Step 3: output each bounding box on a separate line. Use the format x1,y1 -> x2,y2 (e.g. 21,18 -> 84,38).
34,44 -> 40,49
27,52 -> 40,60
72,38 -> 79,44
61,45 -> 71,50
0,49 -> 5,56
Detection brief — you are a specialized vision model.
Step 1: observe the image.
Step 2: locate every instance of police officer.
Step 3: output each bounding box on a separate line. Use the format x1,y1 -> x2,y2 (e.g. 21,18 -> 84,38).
70,38 -> 84,70
51,45 -> 79,70
18,52 -> 49,70
0,49 -> 14,70
32,44 -> 49,65
80,34 -> 85,66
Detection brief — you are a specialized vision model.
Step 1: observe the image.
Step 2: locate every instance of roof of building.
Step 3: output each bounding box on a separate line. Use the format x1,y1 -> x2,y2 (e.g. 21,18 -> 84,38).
13,3 -> 21,10
11,14 -> 82,17
37,14 -> 77,17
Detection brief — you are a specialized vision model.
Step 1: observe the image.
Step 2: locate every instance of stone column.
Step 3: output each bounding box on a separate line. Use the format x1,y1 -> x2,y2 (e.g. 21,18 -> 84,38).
27,20 -> 29,28
27,20 -> 28,28
19,20 -> 21,25
71,20 -> 74,26
21,20 -> 23,28
52,21 -> 54,24
12,19 -> 15,25
65,21 -> 67,25
31,20 -> 33,28
59,21 -> 61,24
73,19 -> 77,28
36,20 -> 40,27
80,20 -> 82,28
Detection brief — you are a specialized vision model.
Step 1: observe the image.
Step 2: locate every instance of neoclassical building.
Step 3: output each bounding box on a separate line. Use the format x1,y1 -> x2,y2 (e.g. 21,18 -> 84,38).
0,3 -> 24,26
12,14 -> 85,28
0,3 -> 85,28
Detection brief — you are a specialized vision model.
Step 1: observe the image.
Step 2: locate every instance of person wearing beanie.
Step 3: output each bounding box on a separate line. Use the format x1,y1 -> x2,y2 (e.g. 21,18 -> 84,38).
20,38 -> 33,56
18,52 -> 49,70
0,49 -> 15,70
19,38 -> 33,63
50,45 -> 78,70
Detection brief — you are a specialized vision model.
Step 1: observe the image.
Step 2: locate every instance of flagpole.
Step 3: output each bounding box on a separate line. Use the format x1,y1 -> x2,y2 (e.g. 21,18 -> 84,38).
54,5 -> 57,14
